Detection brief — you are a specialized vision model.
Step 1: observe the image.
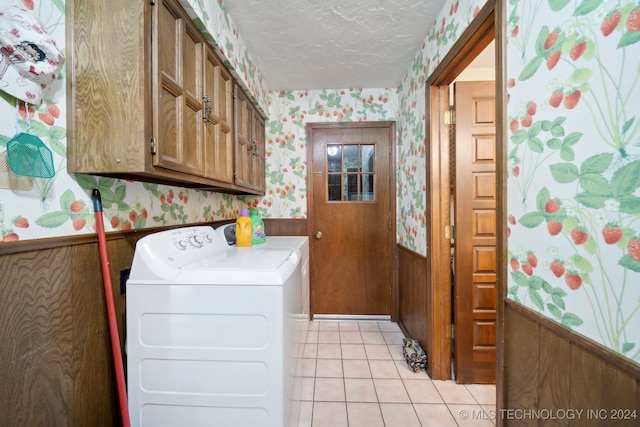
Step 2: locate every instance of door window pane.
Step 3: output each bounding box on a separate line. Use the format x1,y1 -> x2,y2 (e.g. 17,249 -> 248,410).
343,145 -> 359,172
328,174 -> 341,201
326,144 -> 375,202
327,145 -> 342,172
346,173 -> 358,200
362,173 -> 374,200
361,145 -> 374,172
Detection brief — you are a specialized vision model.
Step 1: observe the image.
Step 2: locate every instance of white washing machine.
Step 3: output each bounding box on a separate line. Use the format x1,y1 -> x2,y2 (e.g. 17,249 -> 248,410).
126,225 -> 309,427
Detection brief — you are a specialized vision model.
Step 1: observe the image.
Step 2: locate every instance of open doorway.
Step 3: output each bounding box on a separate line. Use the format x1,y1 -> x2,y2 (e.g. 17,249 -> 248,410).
424,2 -> 505,385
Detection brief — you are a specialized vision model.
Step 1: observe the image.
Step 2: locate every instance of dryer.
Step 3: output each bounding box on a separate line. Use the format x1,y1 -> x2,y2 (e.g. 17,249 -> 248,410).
126,225 -> 309,427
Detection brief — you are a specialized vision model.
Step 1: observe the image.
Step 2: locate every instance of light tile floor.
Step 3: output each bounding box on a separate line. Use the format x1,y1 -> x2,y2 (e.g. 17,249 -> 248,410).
298,320 -> 496,427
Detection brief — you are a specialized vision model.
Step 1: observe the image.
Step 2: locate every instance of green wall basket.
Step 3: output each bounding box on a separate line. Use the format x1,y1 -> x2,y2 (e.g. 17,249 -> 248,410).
6,132 -> 55,178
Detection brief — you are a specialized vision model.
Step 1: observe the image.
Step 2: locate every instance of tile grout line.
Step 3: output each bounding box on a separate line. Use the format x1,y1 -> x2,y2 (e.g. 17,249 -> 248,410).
390,335 -> 429,427
308,320 -> 496,427
352,320 -> 385,427
368,323 -> 386,427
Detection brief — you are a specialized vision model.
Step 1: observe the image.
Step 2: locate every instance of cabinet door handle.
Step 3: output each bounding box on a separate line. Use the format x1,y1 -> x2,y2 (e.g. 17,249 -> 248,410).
203,95 -> 212,123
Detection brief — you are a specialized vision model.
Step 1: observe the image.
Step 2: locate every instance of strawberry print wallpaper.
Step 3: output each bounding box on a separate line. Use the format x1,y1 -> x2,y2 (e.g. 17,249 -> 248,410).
397,0 -> 489,256
2,0 -> 638,365
0,0 -> 397,243
505,0 -> 640,362
264,88 -> 398,219
0,0 -> 260,242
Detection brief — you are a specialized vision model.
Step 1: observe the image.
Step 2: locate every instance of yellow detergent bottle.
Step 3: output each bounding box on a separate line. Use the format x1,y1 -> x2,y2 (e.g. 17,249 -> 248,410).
235,209 -> 252,247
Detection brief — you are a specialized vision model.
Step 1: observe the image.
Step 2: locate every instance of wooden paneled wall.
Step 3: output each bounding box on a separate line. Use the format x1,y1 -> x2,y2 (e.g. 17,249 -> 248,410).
397,245 -> 429,352
263,218 -> 307,236
0,219 -> 306,427
502,299 -> 640,427
0,234 -> 135,426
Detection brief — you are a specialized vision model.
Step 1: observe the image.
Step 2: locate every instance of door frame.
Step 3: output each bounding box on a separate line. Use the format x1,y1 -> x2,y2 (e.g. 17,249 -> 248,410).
305,121 -> 398,320
424,0 -> 506,389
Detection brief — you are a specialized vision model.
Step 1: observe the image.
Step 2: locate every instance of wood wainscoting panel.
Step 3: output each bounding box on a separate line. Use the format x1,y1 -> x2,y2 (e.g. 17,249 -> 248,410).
537,326 -> 572,426
503,303 -> 540,426
71,240 -> 127,426
571,344 -> 638,425
397,245 -> 429,352
263,218 -> 308,236
0,222 -> 232,426
503,299 -> 640,427
0,247 -> 77,426
0,241 -> 127,426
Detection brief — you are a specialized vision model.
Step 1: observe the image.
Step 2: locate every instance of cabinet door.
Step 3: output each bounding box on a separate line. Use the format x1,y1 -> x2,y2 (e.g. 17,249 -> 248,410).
250,112 -> 266,191
154,0 -> 204,176
68,0 -> 149,174
234,86 -> 253,188
203,49 -> 234,183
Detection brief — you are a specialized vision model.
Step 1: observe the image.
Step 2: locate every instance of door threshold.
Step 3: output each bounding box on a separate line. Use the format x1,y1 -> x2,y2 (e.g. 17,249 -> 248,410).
312,314 -> 391,322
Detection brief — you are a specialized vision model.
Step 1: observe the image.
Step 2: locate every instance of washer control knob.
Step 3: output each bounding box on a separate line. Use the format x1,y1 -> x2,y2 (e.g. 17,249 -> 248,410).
189,235 -> 204,247
204,233 -> 213,243
176,240 -> 188,250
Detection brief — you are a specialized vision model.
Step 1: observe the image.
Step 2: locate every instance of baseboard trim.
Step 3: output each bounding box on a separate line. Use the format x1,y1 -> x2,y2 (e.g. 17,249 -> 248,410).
312,314 -> 392,322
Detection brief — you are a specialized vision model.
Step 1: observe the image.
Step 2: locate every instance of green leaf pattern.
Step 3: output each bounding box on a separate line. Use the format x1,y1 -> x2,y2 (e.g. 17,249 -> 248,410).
0,0 -> 638,365
508,0 -> 640,361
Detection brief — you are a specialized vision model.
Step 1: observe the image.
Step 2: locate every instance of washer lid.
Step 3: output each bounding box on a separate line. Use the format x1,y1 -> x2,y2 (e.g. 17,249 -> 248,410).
183,247 -> 294,271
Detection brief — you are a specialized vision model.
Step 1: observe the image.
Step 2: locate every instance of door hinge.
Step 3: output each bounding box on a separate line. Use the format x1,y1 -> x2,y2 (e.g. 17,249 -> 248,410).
150,137 -> 157,155
149,0 -> 155,5
445,224 -> 455,240
233,170 -> 237,179
444,109 -> 456,125
232,85 -> 237,99
447,323 -> 456,339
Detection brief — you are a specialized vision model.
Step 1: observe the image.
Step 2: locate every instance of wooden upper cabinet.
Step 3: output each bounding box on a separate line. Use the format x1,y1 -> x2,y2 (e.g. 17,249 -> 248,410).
67,0 -> 262,194
67,0 -> 150,175
154,0 -> 204,176
203,49 -> 234,183
234,84 -> 266,193
251,113 -> 266,191
234,85 -> 253,189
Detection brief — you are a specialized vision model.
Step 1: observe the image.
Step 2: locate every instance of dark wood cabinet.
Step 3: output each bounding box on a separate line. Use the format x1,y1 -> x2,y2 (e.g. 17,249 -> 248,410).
68,0 -> 264,195
234,84 -> 265,193
203,48 -> 234,183
154,0 -> 205,176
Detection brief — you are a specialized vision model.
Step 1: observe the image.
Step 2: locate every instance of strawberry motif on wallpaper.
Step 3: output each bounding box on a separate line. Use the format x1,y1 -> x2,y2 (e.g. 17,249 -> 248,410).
426,4 -> 461,67
508,0 -> 640,206
510,0 -> 640,173
33,188 -> 95,232
0,1 -> 65,241
513,155 -> 640,355
507,0 -> 640,360
0,98 -> 66,238
264,116 -> 307,218
266,89 -> 396,219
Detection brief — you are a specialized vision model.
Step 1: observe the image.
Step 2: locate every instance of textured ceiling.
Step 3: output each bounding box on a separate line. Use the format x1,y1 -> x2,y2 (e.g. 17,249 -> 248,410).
223,0 -> 447,91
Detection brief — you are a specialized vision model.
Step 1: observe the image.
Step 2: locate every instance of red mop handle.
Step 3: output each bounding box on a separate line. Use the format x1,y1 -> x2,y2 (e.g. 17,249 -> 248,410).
93,189 -> 131,427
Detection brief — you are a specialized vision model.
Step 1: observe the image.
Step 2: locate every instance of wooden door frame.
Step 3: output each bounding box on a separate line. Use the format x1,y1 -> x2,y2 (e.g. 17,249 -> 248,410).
424,0 -> 506,390
305,121 -> 398,320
